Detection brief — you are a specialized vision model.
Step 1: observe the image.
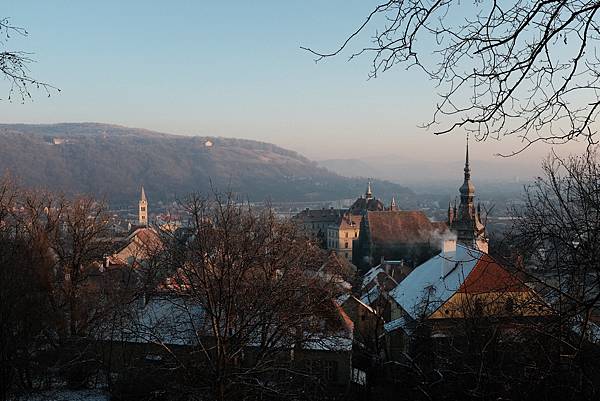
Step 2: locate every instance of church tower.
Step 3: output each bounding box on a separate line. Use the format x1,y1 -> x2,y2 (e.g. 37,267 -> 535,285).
449,139 -> 488,252
139,186 -> 148,226
390,196 -> 399,211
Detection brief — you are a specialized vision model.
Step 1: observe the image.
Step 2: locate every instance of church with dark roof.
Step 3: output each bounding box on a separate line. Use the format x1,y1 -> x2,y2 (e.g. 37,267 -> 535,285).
352,140 -> 488,271
348,180 -> 385,215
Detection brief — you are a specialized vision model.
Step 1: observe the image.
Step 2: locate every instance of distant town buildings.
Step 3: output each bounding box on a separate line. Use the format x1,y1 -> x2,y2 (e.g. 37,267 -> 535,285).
65,148 -> 597,399
293,207 -> 345,246
295,139 -> 488,273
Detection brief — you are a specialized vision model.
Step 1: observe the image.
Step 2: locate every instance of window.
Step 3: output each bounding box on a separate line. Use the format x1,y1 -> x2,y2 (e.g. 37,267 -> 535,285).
345,232 -> 348,238
344,242 -> 348,248
323,360 -> 338,382
306,360 -> 338,383
354,231 -> 358,238
141,206 -> 146,211
352,368 -> 366,385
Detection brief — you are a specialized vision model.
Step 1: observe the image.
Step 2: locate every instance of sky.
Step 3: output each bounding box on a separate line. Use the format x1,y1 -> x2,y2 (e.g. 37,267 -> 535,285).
1,1 -> 588,166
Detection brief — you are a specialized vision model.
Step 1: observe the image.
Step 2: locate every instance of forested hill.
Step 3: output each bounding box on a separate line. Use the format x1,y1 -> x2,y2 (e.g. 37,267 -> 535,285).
0,123 -> 415,205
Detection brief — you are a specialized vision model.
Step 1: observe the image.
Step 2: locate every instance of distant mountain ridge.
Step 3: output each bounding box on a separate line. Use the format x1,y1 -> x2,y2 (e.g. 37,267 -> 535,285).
318,154 -> 540,189
0,123 -> 414,205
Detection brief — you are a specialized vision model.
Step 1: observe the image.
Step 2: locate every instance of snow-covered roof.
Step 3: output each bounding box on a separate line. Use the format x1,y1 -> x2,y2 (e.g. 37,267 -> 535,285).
389,244 -> 482,319
108,296 -> 204,346
361,265 -> 384,289
588,321 -> 600,344
17,390 -> 109,401
360,284 -> 381,307
336,293 -> 351,306
106,295 -> 353,352
384,316 -> 413,335
303,336 -> 353,352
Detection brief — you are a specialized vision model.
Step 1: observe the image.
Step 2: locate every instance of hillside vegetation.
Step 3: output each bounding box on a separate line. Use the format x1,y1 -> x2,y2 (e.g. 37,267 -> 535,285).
0,123 -> 414,205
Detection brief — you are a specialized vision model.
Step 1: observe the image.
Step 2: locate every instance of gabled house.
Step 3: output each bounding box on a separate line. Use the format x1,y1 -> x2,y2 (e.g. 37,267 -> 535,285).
107,227 -> 162,267
385,241 -> 548,345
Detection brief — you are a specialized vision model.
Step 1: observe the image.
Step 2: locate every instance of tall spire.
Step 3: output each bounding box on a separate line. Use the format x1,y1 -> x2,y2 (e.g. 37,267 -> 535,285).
464,134 -> 471,181
139,186 -> 148,226
365,179 -> 373,200
451,136 -> 488,252
459,136 -> 475,198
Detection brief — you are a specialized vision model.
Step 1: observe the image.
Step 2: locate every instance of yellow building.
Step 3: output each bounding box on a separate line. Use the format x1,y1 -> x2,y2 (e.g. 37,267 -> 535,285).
327,213 -> 361,260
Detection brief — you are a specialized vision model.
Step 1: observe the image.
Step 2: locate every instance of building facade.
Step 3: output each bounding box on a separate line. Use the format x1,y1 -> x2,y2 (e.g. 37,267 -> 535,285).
327,213 -> 361,260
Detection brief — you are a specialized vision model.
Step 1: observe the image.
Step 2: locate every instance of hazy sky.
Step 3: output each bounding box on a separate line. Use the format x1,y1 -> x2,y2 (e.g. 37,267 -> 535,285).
2,1 -> 588,164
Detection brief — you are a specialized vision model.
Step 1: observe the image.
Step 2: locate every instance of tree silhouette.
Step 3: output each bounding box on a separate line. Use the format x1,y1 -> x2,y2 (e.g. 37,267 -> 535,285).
0,17 -> 58,102
303,1 -> 600,154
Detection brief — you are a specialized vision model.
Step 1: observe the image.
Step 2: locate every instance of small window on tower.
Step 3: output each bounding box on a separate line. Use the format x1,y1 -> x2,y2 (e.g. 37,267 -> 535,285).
141,207 -> 146,211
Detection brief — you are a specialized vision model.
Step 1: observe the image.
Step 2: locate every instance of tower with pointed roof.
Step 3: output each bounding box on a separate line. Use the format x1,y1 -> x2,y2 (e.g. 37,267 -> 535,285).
390,196 -> 399,211
348,180 -> 384,215
449,138 -> 488,252
139,186 -> 148,226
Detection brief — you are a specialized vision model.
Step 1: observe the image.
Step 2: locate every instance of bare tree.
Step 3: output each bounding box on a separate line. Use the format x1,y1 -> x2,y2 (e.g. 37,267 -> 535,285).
510,148 -> 600,350
121,194 -> 352,401
0,178 -> 57,400
302,1 -> 600,153
48,196 -> 113,337
1,17 -> 58,102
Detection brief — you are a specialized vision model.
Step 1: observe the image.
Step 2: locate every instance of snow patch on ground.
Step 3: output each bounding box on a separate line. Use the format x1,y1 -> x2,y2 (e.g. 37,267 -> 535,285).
13,390 -> 109,401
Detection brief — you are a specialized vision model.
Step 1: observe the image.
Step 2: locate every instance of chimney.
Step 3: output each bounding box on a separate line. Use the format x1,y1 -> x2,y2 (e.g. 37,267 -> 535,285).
441,238 -> 457,277
442,238 -> 456,254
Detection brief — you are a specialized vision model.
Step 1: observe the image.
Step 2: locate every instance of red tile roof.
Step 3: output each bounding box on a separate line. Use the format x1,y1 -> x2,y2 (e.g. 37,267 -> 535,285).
367,211 -> 448,245
458,254 -> 528,294
335,301 -> 355,333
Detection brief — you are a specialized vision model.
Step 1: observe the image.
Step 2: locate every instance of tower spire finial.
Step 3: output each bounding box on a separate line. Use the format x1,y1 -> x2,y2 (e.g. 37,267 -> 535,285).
366,179 -> 373,199
464,134 -> 471,179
